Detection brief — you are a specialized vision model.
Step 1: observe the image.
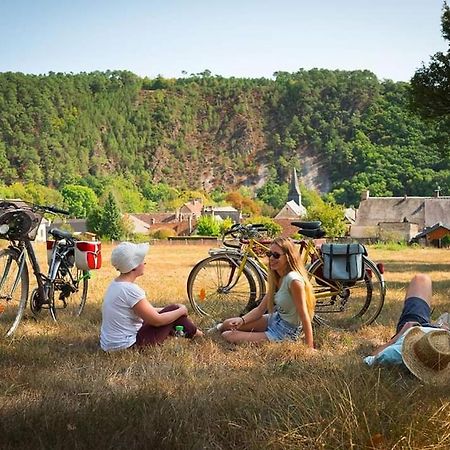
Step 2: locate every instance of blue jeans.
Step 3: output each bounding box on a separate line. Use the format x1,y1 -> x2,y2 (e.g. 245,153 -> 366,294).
396,296 -> 433,334
265,312 -> 301,342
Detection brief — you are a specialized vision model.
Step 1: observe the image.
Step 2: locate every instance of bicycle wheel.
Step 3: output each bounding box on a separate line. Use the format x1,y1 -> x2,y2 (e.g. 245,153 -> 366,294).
0,248 -> 29,337
50,264 -> 89,320
309,256 -> 385,330
187,254 -> 263,323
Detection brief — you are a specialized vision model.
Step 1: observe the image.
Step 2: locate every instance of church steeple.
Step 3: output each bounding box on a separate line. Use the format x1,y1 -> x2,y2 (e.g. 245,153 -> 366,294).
288,168 -> 301,207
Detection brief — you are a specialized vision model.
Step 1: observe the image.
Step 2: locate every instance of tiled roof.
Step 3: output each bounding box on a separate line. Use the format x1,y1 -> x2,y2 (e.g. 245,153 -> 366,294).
354,197 -> 450,229
131,213 -> 177,224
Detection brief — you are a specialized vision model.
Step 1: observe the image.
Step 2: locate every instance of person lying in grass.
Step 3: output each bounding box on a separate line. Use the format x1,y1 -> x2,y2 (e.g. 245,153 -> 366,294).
214,237 -> 316,348
364,273 -> 450,386
100,242 -> 203,351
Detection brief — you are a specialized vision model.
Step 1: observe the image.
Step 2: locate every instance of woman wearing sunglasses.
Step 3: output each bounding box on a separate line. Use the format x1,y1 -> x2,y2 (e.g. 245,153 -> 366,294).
216,237 -> 316,348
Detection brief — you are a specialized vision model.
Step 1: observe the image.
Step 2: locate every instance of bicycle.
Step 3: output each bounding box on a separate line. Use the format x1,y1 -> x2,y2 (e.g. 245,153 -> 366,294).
187,223 -> 270,322
186,222 -> 386,330
0,200 -> 92,337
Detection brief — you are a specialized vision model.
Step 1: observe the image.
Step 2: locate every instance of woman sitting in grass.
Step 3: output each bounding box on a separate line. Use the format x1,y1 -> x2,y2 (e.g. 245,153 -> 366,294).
100,242 -> 203,351
215,237 -> 316,348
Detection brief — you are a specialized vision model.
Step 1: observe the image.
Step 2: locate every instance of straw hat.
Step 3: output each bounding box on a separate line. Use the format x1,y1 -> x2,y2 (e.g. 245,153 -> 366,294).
402,327 -> 450,385
111,242 -> 149,273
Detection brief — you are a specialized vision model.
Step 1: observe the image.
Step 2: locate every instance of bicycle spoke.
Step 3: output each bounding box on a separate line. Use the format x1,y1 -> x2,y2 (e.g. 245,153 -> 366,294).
187,255 -> 260,323
50,265 -> 88,320
310,257 -> 385,330
0,249 -> 29,337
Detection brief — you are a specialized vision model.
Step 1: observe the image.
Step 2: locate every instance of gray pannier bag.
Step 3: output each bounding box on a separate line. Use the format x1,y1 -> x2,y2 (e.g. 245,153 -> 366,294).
321,243 -> 367,281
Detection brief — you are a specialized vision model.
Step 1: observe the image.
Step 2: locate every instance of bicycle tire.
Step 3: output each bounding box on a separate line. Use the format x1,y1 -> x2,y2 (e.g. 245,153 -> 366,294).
49,263 -> 89,321
0,248 -> 29,337
187,254 -> 262,323
309,256 -> 385,330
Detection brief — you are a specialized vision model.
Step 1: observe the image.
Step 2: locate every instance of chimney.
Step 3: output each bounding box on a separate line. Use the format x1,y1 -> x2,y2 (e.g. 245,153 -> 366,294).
361,190 -> 370,201
434,186 -> 441,198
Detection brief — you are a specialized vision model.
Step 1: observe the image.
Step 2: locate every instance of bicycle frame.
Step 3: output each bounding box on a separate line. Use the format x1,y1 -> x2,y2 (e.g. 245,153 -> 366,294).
209,237 -> 270,288
5,237 -> 86,314
49,239 -> 90,286
1,241 -> 47,299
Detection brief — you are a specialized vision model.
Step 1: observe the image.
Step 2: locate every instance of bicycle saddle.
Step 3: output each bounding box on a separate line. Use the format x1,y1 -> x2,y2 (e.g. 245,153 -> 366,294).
49,228 -> 73,240
298,228 -> 326,238
291,221 -> 322,230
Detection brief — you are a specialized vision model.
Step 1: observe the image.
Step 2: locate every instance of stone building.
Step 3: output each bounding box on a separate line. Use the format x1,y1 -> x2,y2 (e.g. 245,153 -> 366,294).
350,189 -> 450,242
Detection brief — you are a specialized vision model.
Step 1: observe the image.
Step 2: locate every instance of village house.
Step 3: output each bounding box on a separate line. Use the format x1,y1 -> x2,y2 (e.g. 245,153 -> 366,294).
350,189 -> 450,243
274,168 -> 308,237
128,199 -> 243,237
202,205 -> 241,224
128,212 -> 194,236
179,199 -> 203,221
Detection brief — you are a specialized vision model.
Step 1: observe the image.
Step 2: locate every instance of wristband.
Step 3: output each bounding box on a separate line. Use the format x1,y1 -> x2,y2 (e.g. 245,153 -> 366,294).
241,316 -> 246,325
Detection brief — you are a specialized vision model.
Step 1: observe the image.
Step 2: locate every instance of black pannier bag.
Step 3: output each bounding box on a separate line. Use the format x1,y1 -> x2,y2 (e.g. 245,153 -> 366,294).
321,243 -> 367,281
0,201 -> 43,241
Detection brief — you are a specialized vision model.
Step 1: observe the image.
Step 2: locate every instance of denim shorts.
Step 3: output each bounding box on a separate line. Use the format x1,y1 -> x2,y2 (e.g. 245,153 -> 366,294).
265,311 -> 301,342
395,296 -> 432,334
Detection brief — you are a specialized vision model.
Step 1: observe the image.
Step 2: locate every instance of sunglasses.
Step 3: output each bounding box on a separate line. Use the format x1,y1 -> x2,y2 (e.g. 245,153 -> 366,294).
265,251 -> 284,260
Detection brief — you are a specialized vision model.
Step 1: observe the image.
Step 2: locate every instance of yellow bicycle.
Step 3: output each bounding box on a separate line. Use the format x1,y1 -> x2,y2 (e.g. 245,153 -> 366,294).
186,222 -> 386,330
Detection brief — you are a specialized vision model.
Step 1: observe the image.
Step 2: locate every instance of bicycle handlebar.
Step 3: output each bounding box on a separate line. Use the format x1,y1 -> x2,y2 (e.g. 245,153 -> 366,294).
38,205 -> 70,215
222,223 -> 269,248
0,200 -> 70,216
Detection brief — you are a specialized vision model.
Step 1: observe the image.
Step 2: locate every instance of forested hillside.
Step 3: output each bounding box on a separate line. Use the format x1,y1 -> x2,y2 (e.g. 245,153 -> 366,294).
0,69 -> 449,206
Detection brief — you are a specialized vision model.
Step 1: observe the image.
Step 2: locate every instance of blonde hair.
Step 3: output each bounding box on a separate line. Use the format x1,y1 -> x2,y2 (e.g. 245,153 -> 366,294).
266,237 -> 316,320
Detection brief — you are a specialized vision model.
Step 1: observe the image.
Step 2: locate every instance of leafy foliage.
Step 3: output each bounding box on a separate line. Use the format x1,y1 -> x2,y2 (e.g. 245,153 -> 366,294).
244,216 -> 283,237
0,67 -> 449,209
87,192 -> 127,240
410,2 -> 450,118
256,181 -> 288,210
61,184 -> 98,218
306,201 -> 347,238
196,215 -> 222,236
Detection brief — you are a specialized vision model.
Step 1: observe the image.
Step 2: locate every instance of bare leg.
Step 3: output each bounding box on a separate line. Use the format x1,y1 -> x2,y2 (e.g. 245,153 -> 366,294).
221,316 -> 268,332
405,273 -> 432,306
222,330 -> 269,344
221,316 -> 269,344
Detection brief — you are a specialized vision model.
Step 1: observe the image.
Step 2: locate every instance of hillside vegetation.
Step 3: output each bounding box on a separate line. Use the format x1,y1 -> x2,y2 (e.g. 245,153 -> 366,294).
0,69 -> 449,206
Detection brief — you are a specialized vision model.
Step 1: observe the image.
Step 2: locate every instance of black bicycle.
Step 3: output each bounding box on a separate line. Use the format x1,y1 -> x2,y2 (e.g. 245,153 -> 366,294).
0,200 -> 91,337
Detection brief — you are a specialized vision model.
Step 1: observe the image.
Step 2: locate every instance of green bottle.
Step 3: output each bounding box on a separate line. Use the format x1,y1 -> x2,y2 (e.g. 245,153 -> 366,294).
174,325 -> 185,338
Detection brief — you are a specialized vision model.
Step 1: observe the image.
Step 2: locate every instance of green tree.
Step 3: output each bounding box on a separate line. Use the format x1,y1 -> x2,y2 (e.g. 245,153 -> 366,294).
410,2 -> 450,118
61,184 -> 98,218
87,192 -> 126,240
219,217 -> 234,234
244,216 -> 282,237
86,206 -> 103,236
306,202 -> 346,237
256,181 -> 288,210
102,192 -> 126,240
24,182 -> 64,207
196,215 -> 221,236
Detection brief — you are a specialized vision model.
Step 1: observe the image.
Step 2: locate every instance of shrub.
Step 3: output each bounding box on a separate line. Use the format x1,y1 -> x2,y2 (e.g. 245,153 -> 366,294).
151,228 -> 176,240
244,216 -> 282,237
196,215 -> 222,236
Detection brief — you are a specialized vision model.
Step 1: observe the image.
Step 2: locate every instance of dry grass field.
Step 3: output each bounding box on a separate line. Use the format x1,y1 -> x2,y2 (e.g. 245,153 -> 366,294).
0,242 -> 449,449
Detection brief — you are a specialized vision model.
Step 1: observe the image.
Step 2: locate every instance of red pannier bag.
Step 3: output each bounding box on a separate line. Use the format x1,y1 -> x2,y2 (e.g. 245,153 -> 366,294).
75,241 -> 102,270
46,240 -> 56,265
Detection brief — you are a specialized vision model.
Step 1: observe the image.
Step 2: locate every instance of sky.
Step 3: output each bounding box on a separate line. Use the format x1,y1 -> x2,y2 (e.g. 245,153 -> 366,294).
0,0 -> 448,82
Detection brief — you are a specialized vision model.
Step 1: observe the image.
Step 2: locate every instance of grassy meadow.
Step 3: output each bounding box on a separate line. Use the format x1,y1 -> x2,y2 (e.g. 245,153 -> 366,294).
1,242 -> 450,449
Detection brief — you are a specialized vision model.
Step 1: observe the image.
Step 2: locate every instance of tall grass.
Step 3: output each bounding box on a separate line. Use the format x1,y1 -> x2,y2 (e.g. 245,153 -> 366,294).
0,243 -> 449,449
